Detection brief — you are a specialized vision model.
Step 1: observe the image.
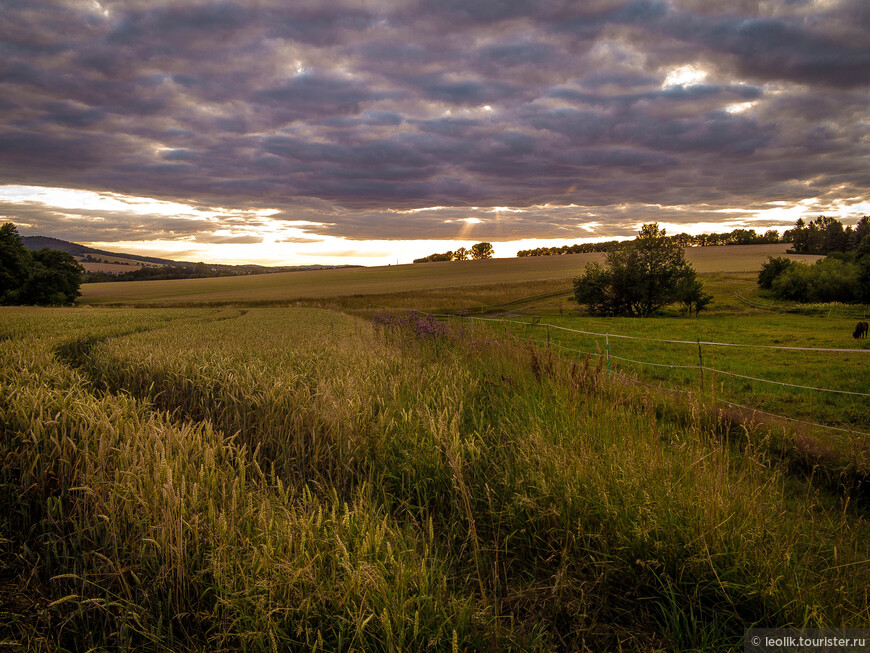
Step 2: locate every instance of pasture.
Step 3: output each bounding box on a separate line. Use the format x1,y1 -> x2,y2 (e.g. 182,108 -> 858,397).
2,245 -> 869,651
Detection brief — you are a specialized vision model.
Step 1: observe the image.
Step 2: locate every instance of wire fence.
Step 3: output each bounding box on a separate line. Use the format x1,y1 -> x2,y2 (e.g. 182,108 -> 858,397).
361,303 -> 870,441
467,315 -> 870,353
426,312 -> 869,436
514,335 -> 870,437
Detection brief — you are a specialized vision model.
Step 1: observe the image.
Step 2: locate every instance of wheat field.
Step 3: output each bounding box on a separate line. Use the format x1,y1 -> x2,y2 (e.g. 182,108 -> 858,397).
2,305 -> 868,651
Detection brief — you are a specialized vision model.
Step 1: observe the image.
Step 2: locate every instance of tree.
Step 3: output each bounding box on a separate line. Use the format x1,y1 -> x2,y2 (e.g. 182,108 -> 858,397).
1,222 -> 33,304
762,230 -> 781,243
573,223 -> 707,317
452,247 -> 469,261
19,248 -> 84,305
676,276 -> 713,316
0,223 -> 83,305
852,217 -> 870,249
788,216 -> 850,254
470,242 -> 494,260
857,234 -> 870,303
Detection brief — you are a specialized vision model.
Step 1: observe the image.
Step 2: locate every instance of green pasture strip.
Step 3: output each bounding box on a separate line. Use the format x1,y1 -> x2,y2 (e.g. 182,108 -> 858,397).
4,306 -> 864,649
475,310 -> 870,436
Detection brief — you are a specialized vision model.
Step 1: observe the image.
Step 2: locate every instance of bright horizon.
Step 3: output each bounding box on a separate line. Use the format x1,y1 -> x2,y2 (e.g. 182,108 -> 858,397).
7,184 -> 870,267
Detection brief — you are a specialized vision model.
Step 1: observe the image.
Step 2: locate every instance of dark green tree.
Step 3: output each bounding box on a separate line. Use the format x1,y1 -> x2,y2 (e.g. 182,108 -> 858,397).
0,223 -> 84,305
857,235 -> 870,303
572,262 -> 617,315
19,248 -> 84,305
788,216 -> 850,254
676,276 -> 713,316
413,251 -> 453,263
0,222 -> 33,304
573,223 -> 707,317
852,217 -> 870,249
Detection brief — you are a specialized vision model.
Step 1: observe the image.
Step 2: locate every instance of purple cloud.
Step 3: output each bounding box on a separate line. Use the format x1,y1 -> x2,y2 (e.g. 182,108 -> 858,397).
0,0 -> 867,244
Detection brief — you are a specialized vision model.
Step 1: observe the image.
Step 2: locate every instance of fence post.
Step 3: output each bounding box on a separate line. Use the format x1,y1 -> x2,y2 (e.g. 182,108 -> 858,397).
547,324 -> 550,349
697,339 -> 704,394
606,334 -> 610,374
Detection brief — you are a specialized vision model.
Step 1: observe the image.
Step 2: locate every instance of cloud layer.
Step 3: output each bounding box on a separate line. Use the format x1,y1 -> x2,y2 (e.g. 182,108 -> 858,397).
1,0 -> 869,245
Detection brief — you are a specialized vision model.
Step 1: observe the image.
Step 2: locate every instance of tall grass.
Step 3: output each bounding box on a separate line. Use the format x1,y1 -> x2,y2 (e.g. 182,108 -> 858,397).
1,306 -> 868,651
480,310 -> 870,443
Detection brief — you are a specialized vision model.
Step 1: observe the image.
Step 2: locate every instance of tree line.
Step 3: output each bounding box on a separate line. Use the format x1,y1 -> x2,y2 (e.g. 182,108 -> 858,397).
785,216 -> 870,255
413,242 -> 494,263
82,262 -> 273,283
0,223 -> 83,305
518,227 -> 783,257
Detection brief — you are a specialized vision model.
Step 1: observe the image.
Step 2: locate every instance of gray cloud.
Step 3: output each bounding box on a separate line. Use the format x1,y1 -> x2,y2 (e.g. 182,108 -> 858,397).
0,0 -> 868,245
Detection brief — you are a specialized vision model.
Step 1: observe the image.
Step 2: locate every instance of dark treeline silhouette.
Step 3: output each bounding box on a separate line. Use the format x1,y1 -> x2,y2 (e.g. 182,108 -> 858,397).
414,251 -> 454,263
413,242 -> 493,263
785,216 -> 870,255
81,262 -> 353,283
517,227 -> 782,257
83,262 -> 274,283
80,254 -> 133,265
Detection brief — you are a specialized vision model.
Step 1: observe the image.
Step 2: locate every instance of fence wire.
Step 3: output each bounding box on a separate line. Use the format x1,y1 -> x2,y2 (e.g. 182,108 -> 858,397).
468,315 -> 870,353
434,312 -> 869,436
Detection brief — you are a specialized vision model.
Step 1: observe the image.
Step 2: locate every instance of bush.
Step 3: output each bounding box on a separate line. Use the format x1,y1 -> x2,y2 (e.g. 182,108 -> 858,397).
676,277 -> 713,316
768,258 -> 860,303
757,257 -> 794,289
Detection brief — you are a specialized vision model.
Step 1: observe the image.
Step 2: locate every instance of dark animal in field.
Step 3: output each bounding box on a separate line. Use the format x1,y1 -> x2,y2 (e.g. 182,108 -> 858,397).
854,321 -> 869,339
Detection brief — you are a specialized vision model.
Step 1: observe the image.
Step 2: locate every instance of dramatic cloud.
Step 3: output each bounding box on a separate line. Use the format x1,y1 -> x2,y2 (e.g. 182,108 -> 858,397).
1,0 -> 868,259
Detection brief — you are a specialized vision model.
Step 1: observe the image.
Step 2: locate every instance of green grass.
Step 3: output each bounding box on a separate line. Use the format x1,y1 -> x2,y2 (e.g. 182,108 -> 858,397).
486,306 -> 869,428
1,305 -> 869,651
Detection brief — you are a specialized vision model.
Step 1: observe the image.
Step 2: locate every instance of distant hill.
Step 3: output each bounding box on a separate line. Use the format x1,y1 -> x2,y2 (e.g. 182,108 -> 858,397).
20,235 -> 359,280
22,236 -> 182,267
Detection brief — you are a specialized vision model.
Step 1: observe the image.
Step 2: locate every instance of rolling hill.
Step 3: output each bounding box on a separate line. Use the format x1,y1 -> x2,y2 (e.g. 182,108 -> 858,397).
21,236 -> 180,266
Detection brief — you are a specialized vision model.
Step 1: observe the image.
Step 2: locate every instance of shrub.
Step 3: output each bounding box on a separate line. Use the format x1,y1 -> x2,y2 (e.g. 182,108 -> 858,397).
769,258 -> 860,303
676,276 -> 713,316
757,256 -> 794,289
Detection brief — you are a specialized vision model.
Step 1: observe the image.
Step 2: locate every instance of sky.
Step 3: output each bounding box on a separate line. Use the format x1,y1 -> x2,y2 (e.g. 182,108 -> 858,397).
1,0 -> 869,266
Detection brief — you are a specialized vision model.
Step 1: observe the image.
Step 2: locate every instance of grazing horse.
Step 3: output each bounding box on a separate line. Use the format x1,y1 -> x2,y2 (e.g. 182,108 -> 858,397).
854,321 -> 869,339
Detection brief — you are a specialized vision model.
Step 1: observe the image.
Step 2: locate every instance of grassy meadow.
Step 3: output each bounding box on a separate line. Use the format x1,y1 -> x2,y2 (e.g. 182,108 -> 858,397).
2,246 -> 869,651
